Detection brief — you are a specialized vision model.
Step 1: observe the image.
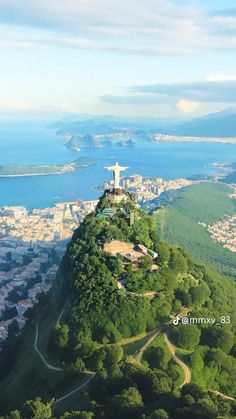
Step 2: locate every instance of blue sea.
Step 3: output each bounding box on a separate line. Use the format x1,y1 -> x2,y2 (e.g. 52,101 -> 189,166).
0,120 -> 236,209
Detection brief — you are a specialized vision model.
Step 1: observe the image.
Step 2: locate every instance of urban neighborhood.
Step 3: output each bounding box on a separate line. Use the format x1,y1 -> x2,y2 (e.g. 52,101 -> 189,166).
0,199 -> 98,344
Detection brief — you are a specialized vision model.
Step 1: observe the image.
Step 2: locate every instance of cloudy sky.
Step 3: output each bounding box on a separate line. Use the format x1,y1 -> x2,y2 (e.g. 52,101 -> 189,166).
1,0 -> 236,118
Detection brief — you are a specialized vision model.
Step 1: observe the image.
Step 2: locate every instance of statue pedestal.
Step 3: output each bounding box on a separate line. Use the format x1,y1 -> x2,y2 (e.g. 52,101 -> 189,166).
104,188 -> 128,203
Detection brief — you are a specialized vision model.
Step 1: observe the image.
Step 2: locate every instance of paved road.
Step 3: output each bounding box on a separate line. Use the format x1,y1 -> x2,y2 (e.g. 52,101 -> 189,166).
163,333 -> 191,387
35,322 -> 97,406
53,374 -> 96,406
34,323 -> 63,372
56,307 -> 65,327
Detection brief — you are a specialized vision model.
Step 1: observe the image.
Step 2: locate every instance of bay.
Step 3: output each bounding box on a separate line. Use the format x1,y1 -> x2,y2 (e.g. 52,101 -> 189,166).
0,121 -> 235,209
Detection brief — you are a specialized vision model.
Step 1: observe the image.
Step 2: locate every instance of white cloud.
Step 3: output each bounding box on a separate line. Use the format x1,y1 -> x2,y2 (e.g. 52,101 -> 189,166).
0,0 -> 235,55
0,98 -> 80,113
207,73 -> 236,81
0,100 -> 31,111
176,99 -> 200,114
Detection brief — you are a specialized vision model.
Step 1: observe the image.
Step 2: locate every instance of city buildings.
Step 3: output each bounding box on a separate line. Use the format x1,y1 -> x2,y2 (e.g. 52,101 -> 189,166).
0,200 -> 98,343
200,215 -> 236,253
103,173 -> 195,202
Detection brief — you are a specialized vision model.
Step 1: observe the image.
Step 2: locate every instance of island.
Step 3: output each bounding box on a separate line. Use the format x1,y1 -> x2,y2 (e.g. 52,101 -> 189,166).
0,157 -> 96,177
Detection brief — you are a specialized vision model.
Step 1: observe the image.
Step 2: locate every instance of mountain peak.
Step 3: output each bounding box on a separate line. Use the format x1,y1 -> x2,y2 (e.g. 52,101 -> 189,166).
171,107 -> 236,137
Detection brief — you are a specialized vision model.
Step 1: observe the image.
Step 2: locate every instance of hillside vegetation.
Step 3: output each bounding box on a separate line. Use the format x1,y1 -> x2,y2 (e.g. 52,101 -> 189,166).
1,193 -> 236,418
156,182 -> 236,279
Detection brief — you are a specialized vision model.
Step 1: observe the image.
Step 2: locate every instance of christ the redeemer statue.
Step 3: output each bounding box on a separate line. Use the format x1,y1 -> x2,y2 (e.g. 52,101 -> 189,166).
105,162 -> 128,189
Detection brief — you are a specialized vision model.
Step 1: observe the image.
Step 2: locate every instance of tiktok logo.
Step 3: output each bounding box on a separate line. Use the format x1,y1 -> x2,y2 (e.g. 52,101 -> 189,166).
173,316 -> 180,325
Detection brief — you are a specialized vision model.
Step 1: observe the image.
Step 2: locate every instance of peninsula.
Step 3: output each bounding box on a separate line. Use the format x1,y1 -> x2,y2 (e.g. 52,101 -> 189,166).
0,157 -> 95,177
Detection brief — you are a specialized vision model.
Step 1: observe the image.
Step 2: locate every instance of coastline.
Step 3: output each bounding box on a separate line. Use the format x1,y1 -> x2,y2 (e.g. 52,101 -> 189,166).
0,162 -> 95,178
154,134 -> 236,144
0,170 -> 74,178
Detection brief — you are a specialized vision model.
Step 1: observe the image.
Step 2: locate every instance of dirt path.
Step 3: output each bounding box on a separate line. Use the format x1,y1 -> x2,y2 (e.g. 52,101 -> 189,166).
164,332 -> 236,401
136,328 -> 161,361
163,332 -> 191,386
136,308 -> 191,361
211,390 -> 236,402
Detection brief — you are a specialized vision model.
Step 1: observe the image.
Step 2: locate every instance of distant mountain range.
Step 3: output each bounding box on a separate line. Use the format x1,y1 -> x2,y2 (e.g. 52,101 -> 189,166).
50,114 -> 162,151
51,108 -> 236,150
170,108 -> 236,137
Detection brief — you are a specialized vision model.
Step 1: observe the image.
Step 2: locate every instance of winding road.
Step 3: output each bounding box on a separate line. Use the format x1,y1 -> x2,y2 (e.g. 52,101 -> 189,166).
35,323 -> 63,372
35,307 -> 236,405
131,307 -> 236,401
52,374 -> 96,407
136,308 -> 190,362
163,332 -> 236,401
34,319 -> 96,406
163,332 -> 191,386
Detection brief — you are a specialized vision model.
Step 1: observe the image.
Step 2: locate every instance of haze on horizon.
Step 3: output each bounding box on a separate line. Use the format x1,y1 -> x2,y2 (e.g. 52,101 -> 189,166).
1,0 -> 236,120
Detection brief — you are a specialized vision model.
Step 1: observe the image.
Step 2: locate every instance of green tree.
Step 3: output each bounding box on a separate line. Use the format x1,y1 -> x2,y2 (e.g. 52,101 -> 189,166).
5,411 -> 22,419
103,344 -> 123,368
55,324 -> 69,348
109,387 -> 143,419
169,249 -> 187,273
71,357 -> 86,374
152,370 -> 172,395
171,324 -> 201,350
60,411 -> 94,418
139,256 -> 153,271
172,299 -> 182,313
154,242 -> 170,266
202,326 -> 234,354
23,397 -> 52,419
189,282 -> 211,306
148,409 -> 169,419
145,346 -> 168,370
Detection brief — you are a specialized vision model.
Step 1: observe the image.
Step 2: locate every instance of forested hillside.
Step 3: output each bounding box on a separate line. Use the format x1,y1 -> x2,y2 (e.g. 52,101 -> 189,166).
1,193 -> 236,418
156,182 -> 236,279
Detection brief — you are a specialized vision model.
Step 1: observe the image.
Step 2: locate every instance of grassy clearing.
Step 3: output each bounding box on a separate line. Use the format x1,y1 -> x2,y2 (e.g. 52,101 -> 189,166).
119,332 -> 147,346
122,335 -> 151,356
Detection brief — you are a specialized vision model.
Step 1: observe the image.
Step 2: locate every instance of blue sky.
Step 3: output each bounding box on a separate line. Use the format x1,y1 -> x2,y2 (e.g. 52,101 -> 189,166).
1,0 -> 236,118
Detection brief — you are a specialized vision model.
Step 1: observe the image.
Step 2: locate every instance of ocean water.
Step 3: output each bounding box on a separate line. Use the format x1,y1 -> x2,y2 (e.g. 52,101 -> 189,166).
0,121 -> 236,209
